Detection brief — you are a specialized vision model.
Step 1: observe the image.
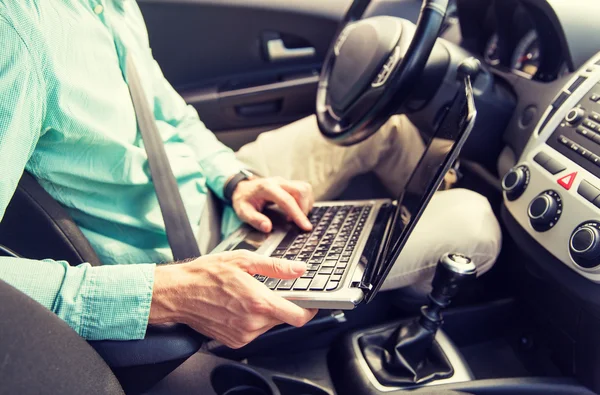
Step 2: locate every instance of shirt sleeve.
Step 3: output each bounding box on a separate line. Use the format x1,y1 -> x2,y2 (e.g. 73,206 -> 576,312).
0,258 -> 156,340
0,15 -> 155,341
149,59 -> 247,200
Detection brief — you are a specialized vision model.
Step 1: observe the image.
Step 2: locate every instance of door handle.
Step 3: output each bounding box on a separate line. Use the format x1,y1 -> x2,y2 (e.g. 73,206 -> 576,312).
267,39 -> 316,62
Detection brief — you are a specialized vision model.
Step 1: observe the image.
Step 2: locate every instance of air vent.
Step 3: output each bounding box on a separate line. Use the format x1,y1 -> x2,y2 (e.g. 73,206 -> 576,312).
568,76 -> 587,94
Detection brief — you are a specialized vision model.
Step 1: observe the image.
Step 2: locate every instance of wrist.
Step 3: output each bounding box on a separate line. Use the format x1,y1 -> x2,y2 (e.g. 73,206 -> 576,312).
223,169 -> 254,202
149,265 -> 183,324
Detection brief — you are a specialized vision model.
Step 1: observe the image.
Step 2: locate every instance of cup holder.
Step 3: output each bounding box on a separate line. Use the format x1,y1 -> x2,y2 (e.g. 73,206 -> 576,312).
212,364 -> 274,395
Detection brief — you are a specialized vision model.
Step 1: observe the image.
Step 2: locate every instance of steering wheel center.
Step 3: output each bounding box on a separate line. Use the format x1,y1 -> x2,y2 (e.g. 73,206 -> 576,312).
317,0 -> 449,146
328,17 -> 403,115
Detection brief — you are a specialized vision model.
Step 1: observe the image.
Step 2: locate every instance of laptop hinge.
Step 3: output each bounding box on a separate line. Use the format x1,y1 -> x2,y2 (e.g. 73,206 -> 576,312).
357,281 -> 373,293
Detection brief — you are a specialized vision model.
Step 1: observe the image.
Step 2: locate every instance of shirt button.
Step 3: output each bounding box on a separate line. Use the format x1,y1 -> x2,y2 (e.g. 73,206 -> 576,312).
94,4 -> 104,14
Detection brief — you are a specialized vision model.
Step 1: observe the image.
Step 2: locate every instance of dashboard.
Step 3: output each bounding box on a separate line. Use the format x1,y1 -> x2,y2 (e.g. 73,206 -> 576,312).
456,0 -> 600,282
503,57 -> 600,282
369,0 -> 600,284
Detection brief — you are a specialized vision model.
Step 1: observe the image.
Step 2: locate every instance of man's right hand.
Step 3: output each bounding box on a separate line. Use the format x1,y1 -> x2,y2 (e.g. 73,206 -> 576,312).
149,251 -> 317,349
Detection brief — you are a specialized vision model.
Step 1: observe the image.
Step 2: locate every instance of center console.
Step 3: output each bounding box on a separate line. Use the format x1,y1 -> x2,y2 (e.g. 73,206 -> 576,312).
503,52 -> 600,282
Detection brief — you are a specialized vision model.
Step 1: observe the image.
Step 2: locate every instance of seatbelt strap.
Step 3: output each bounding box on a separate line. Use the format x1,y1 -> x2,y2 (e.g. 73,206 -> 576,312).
125,55 -> 201,261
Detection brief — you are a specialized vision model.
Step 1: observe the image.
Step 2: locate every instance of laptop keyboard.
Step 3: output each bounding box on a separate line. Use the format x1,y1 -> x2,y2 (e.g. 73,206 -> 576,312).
253,204 -> 372,292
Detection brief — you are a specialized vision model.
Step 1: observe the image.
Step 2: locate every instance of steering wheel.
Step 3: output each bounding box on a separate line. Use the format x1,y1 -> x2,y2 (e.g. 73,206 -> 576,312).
317,0 -> 449,146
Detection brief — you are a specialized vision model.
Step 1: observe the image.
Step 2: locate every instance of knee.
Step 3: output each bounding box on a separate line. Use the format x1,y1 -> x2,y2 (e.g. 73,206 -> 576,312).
377,115 -> 413,142
391,190 -> 501,304
445,189 -> 502,276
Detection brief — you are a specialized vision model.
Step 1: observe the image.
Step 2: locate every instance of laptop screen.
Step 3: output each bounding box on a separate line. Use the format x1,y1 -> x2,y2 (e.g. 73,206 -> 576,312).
364,76 -> 477,302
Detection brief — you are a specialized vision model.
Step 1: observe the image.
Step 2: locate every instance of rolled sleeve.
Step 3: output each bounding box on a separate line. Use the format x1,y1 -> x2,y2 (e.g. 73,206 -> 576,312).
0,258 -> 155,341
78,262 -> 156,340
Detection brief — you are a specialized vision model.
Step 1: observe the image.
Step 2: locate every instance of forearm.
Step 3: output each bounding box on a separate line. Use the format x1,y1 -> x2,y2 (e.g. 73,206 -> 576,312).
0,257 -> 155,340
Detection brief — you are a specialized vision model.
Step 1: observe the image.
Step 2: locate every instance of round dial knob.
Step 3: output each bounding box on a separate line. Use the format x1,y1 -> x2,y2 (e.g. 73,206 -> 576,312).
565,107 -> 585,125
502,166 -> 529,201
528,190 -> 562,232
570,226 -> 600,261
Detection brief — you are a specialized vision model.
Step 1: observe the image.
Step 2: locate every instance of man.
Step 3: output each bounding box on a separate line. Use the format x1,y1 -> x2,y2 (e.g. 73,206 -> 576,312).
0,0 -> 501,349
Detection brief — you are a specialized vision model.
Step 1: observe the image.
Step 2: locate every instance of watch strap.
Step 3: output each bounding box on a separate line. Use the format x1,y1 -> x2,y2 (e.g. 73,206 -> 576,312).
224,170 -> 253,202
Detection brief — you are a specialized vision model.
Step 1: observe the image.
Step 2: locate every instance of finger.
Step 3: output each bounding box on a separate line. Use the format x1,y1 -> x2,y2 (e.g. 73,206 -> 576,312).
267,295 -> 318,328
234,320 -> 282,348
279,183 -> 310,214
236,201 -> 273,233
262,184 -> 312,231
237,255 -> 307,279
232,314 -> 282,334
279,182 -> 314,215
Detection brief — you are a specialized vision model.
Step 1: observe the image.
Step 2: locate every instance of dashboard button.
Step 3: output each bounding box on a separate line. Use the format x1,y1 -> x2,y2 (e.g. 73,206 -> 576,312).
558,135 -> 571,146
533,151 -> 551,166
577,126 -> 593,139
591,94 -> 600,103
591,154 -> 600,166
591,111 -> 600,122
557,172 -> 577,190
578,180 -> 600,202
544,159 -> 566,175
580,148 -> 592,159
593,195 -> 600,209
583,119 -> 599,131
568,142 -> 582,154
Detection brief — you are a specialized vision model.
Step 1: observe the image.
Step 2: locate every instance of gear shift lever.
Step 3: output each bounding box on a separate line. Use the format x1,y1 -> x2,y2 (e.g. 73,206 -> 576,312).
420,253 -> 477,332
359,253 -> 477,386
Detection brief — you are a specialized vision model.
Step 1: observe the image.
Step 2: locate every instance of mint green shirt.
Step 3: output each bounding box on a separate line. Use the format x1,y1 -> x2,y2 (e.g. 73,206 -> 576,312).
0,0 -> 246,340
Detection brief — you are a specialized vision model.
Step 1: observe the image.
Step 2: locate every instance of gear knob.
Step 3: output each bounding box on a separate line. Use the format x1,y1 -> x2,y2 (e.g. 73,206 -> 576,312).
430,253 -> 477,306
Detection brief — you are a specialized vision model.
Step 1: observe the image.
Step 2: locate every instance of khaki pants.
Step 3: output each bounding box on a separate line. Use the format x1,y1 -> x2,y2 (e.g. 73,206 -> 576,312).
203,115 -> 502,299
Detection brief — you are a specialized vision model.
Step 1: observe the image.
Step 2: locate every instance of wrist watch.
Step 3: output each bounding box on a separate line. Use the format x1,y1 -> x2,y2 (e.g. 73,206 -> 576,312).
224,169 -> 254,202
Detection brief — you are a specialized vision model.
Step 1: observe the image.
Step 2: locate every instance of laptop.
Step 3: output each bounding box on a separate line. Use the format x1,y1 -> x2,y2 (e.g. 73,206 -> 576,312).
212,76 -> 477,310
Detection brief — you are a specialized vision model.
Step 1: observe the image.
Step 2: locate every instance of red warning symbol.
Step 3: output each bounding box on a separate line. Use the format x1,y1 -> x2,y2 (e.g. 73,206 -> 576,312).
557,172 -> 577,190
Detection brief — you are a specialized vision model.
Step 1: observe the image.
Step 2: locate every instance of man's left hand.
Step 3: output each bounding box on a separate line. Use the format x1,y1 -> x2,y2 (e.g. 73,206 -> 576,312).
232,177 -> 314,233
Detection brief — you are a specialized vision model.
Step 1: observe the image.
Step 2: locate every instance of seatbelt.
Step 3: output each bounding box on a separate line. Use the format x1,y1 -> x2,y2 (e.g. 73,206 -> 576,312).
125,55 -> 201,261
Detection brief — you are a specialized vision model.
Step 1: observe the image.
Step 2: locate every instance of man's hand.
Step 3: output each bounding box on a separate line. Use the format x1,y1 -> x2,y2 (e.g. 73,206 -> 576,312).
232,176 -> 314,233
149,251 -> 317,349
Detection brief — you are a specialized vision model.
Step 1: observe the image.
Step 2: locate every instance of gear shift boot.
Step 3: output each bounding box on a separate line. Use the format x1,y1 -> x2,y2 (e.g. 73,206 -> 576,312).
358,253 -> 476,387
359,321 -> 453,385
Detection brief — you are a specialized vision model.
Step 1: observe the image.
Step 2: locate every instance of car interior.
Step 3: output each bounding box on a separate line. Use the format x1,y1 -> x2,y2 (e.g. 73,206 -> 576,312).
2,0 -> 600,394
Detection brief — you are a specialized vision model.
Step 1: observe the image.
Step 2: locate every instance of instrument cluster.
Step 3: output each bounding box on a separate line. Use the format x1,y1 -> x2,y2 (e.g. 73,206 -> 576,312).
474,0 -> 569,81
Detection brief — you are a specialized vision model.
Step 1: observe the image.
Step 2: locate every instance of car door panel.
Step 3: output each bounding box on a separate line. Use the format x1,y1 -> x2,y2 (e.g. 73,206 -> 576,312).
138,0 -> 351,148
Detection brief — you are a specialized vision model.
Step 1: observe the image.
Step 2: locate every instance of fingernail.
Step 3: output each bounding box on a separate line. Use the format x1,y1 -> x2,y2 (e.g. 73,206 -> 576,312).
260,221 -> 270,232
303,219 -> 313,230
290,261 -> 307,274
